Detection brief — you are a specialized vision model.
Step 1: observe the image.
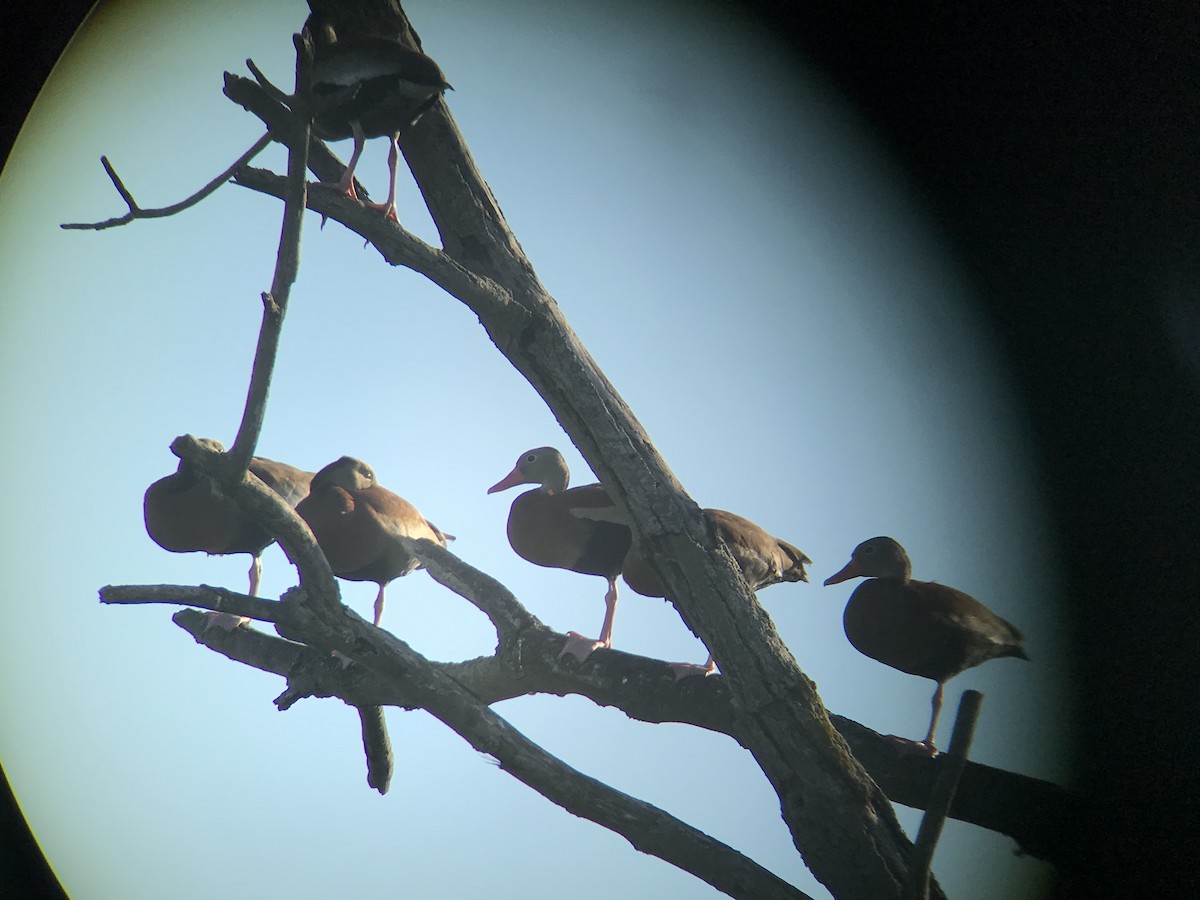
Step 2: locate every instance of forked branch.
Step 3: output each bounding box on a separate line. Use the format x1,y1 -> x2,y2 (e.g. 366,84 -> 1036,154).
100,590 -> 813,900
60,134 -> 274,231
86,2 -> 1086,895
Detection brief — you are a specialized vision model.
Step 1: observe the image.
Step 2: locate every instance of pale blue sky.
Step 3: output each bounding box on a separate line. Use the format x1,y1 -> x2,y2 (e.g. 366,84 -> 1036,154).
1,1 -> 1073,897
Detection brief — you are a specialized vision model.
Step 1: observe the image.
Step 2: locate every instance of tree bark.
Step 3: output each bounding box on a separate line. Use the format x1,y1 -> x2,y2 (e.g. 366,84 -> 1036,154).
102,596 -> 1080,868
90,3 -> 1088,895
219,3 -> 930,889
309,7 -> 934,895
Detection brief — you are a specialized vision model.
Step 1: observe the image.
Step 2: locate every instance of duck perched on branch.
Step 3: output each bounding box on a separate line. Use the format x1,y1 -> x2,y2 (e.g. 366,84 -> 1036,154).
487,447 -> 631,662
489,446 -> 811,672
304,12 -> 451,221
824,536 -> 1029,750
296,456 -> 451,627
143,438 -> 313,629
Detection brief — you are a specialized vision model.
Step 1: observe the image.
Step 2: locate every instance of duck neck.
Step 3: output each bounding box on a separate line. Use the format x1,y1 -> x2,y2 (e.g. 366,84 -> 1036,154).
888,557 -> 913,584
540,473 -> 568,495
175,462 -> 205,489
540,457 -> 570,494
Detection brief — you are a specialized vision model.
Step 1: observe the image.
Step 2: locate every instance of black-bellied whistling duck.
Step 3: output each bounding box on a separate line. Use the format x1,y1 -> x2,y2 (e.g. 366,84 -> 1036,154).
143,438 -> 313,629
487,447 -> 631,662
307,20 -> 451,222
824,536 -> 1029,751
623,509 -> 812,677
295,456 -> 451,627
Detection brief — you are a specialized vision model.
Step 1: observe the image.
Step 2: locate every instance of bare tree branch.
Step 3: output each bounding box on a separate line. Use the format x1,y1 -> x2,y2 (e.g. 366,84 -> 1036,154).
220,10 -> 931,896
60,134 -> 274,231
356,703 -> 394,793
101,583 -> 286,622
101,578 -> 1084,868
230,163 -> 516,316
85,4 -> 1084,895
129,599 -> 816,899
228,33 -> 313,472
401,537 -> 540,643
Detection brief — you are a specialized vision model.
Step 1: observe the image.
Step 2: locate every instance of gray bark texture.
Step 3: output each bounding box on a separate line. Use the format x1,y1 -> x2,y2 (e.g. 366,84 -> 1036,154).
93,2 -> 1087,897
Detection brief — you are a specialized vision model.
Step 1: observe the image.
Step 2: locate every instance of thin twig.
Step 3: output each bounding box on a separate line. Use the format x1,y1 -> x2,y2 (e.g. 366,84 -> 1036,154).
103,156 -> 138,209
227,34 -> 314,471
246,57 -> 295,106
60,132 -> 274,231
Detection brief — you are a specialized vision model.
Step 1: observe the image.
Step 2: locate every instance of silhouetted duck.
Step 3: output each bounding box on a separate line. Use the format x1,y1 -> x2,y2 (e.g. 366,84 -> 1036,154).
824,536 -> 1028,750
308,28 -> 451,221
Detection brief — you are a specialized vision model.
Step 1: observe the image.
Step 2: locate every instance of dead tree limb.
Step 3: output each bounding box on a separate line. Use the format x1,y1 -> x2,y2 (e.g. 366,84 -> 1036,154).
227,31 -> 312,471
217,46 -> 931,899
100,551 -> 1084,869
86,2 -> 1086,894
223,9 -> 932,897
60,134 -> 274,231
103,590 -> 813,900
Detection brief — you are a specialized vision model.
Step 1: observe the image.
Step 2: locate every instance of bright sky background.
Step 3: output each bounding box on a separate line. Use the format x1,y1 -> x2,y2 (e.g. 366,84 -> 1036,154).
0,0 -> 1075,897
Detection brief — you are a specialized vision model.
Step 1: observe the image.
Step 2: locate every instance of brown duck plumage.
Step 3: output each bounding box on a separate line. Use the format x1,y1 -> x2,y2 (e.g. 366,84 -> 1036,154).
296,456 -> 450,627
824,536 -> 1028,749
487,447 -> 631,660
143,438 -> 313,627
306,14 -> 451,220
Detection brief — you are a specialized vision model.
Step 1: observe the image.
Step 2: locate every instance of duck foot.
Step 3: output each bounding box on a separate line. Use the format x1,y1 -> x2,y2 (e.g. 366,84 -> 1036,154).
202,612 -> 250,633
365,200 -> 399,222
884,734 -> 939,757
558,631 -> 606,663
668,660 -> 717,680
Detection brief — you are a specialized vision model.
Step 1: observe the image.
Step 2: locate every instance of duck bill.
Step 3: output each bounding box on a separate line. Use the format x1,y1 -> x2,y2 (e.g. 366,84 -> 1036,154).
823,559 -> 862,586
487,466 -> 528,494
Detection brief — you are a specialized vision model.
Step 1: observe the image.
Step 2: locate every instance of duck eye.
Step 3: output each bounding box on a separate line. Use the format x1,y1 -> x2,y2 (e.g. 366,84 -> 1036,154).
525,454 -> 536,463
